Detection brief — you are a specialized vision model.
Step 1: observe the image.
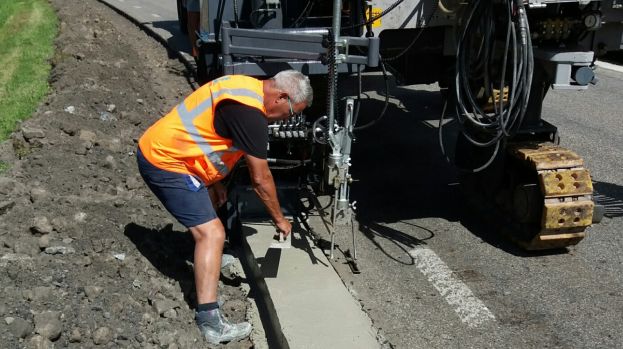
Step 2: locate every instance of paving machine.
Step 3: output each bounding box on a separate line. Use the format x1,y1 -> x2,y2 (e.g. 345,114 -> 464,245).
177,0 -> 609,252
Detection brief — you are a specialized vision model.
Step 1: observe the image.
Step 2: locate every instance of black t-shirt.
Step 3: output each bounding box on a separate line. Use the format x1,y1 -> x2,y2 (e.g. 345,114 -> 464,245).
213,100 -> 268,159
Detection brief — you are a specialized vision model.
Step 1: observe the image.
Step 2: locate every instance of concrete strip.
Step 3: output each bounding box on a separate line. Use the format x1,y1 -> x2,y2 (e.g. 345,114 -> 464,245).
243,221 -> 380,349
595,60 -> 623,73
409,247 -> 496,328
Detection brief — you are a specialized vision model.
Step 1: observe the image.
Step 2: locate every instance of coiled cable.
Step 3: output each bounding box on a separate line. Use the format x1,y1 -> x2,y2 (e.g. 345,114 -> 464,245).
447,0 -> 534,172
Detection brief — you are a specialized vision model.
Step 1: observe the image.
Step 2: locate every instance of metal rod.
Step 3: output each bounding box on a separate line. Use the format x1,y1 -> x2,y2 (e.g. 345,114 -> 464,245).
330,186 -> 339,259
351,219 -> 357,260
327,0 -> 342,139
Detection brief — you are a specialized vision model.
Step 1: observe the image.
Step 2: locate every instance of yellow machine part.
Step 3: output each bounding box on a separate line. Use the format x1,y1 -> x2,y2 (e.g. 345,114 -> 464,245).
509,143 -> 595,250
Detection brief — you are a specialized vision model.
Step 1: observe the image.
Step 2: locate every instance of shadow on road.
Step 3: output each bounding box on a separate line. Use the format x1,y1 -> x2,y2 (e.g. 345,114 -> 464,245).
357,220 -> 433,265
594,181 -> 623,219
342,76 -> 466,256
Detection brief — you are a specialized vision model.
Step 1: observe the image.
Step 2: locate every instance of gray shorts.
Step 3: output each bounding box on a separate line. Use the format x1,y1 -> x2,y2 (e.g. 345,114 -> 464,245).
186,0 -> 200,12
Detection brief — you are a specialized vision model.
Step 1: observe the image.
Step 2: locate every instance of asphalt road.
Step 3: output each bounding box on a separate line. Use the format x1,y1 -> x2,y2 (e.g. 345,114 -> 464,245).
98,1 -> 623,347
328,66 -> 623,349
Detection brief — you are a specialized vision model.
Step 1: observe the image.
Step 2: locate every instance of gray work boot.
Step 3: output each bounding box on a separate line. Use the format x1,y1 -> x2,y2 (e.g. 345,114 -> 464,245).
196,308 -> 252,345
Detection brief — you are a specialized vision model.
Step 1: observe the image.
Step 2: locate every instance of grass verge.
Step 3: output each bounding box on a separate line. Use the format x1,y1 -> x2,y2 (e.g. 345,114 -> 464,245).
0,0 -> 58,141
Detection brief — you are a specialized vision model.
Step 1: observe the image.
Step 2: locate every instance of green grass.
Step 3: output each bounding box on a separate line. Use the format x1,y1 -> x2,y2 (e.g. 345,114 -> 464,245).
0,0 -> 58,141
0,160 -> 8,174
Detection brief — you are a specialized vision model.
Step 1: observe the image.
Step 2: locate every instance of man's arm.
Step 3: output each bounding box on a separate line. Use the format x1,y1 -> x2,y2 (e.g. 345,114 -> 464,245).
244,153 -> 292,236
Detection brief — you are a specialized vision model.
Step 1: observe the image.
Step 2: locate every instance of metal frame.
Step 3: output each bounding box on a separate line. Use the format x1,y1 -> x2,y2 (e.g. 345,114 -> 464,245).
219,23 -> 379,76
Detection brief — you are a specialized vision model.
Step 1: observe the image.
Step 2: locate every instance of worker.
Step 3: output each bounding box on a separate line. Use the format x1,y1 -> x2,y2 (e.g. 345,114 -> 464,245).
136,70 -> 313,344
185,0 -> 201,58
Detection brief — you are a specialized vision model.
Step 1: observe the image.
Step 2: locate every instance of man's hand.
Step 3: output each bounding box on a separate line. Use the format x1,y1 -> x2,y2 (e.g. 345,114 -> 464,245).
245,153 -> 292,236
275,218 -> 292,237
210,182 -> 228,208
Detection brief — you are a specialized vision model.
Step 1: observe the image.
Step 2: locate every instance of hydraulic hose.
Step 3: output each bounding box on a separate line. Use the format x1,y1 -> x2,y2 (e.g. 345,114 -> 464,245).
447,0 -> 534,172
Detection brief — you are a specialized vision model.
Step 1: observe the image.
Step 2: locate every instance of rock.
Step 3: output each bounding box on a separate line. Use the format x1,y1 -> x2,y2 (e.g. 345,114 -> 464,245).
34,311 -> 62,341
79,130 -> 97,143
21,126 -> 46,141
0,177 -> 26,197
31,216 -> 54,235
106,104 -> 116,113
102,155 -> 116,169
75,146 -> 88,155
74,212 -> 87,223
29,335 -> 54,349
103,137 -> 122,152
93,326 -> 113,345
32,287 -> 54,301
30,188 -> 49,203
76,256 -> 92,267
84,285 -> 103,300
113,253 -> 125,261
124,111 -> 142,126
69,328 -> 82,343
60,124 -> 76,136
125,176 -> 142,190
0,200 -> 15,215
4,316 -> 14,324
8,317 -> 33,338
141,312 -> 155,325
162,308 -> 177,319
135,333 -> 146,343
99,111 -> 116,122
14,238 -> 40,256
23,289 -> 34,301
151,299 -> 178,316
38,234 -> 51,249
51,217 -> 69,233
64,106 -> 76,114
158,331 -> 176,346
44,246 -> 75,255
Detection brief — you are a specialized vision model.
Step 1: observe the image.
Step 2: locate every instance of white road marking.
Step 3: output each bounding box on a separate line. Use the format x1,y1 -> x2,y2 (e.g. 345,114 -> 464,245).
133,5 -> 141,9
595,60 -> 623,73
409,247 -> 496,328
151,13 -> 161,18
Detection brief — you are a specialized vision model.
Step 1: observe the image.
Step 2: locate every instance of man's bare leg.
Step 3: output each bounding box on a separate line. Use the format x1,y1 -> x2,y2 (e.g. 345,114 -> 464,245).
189,218 -> 224,304
190,218 -> 252,344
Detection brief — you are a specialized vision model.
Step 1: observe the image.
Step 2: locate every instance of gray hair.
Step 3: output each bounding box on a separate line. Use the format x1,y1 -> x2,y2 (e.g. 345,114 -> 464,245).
272,70 -> 313,106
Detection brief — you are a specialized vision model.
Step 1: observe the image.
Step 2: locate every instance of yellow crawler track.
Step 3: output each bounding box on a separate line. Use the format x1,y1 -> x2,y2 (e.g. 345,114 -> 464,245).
508,142 -> 594,250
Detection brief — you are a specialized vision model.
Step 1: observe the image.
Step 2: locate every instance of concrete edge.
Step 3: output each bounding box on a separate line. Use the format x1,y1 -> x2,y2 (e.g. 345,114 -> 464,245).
595,60 -> 623,73
237,228 -> 290,349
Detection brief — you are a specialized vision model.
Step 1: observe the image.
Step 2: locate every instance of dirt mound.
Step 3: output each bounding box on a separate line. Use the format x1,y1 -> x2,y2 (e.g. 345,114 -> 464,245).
0,0 -> 254,347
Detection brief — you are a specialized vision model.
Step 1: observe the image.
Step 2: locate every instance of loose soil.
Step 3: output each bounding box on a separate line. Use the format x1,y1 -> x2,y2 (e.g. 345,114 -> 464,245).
0,0 -> 256,348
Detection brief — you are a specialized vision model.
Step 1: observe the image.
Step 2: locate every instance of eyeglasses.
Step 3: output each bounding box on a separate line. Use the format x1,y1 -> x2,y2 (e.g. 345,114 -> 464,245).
287,96 -> 295,117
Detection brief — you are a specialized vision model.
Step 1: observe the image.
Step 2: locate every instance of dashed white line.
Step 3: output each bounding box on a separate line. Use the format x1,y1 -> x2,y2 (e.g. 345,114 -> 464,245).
151,13 -> 161,18
133,5 -> 142,9
409,247 -> 496,328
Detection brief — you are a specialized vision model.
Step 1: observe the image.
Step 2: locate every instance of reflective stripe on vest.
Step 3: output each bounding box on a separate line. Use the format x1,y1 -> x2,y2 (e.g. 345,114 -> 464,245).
176,87 -> 263,176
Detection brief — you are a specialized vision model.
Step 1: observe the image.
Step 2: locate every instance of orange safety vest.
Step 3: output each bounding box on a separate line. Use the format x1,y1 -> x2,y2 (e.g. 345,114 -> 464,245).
138,75 -> 266,185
